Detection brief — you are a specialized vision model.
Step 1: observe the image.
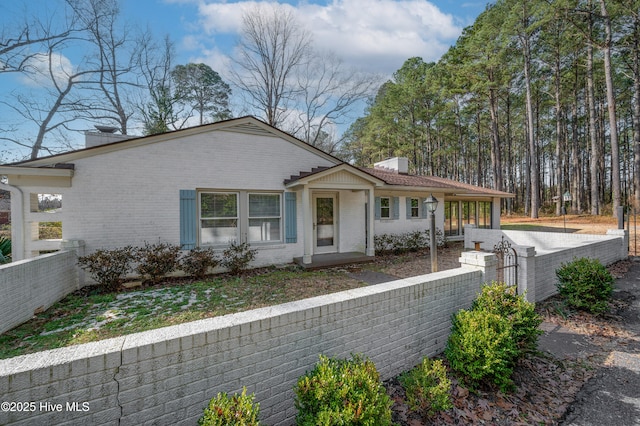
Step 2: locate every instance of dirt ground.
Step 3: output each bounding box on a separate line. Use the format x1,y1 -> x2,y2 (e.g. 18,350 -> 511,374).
501,214 -> 640,256
501,214 -> 619,234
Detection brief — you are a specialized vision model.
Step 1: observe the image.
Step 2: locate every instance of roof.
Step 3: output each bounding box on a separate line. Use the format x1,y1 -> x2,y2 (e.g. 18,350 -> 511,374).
284,164 -> 385,188
361,167 -> 513,197
9,116 -> 342,168
282,163 -> 512,197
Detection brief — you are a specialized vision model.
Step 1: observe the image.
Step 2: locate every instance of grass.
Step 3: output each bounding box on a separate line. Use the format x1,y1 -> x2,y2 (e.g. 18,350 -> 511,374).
0,268 -> 366,359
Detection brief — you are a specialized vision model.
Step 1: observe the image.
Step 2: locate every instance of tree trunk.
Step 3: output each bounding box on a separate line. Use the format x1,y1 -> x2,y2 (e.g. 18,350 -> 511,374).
587,5 -> 600,215
599,0 -> 621,217
523,35 -> 539,218
633,14 -> 640,211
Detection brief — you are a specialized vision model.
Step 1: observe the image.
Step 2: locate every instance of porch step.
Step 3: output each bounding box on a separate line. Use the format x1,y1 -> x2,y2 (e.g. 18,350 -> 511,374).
293,252 -> 375,270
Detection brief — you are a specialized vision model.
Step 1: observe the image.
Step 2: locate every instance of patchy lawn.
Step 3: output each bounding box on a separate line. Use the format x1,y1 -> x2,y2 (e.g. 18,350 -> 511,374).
0,242 -> 466,360
0,268 -> 366,359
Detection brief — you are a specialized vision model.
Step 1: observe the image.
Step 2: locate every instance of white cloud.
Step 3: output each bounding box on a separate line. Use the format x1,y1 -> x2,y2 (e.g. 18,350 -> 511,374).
18,52 -> 74,88
190,0 -> 462,74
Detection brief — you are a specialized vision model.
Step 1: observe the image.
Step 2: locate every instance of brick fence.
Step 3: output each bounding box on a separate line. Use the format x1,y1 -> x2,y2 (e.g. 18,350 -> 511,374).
0,249 -> 80,334
0,230 -> 628,425
0,252 -> 494,426
464,226 -> 628,301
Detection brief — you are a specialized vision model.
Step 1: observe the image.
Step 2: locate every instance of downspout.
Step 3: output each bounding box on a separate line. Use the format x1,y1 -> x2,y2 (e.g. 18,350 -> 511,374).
0,180 -> 25,261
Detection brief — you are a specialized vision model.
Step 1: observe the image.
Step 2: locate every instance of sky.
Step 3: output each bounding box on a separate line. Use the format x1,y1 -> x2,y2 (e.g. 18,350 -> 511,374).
0,0 -> 490,160
120,0 -> 488,75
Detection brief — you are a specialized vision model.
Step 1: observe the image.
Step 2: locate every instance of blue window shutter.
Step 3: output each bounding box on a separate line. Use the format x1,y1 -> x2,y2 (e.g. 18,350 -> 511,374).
421,198 -> 428,219
285,192 -> 297,243
374,197 -> 381,220
393,197 -> 400,220
406,197 -> 412,219
180,190 -> 197,250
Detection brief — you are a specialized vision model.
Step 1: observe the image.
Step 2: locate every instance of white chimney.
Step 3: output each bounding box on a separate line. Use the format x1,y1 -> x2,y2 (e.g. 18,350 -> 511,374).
85,125 -> 135,148
374,157 -> 409,174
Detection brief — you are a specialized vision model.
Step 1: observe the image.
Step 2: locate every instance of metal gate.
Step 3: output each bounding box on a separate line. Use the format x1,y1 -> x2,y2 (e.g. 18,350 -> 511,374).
493,236 -> 518,292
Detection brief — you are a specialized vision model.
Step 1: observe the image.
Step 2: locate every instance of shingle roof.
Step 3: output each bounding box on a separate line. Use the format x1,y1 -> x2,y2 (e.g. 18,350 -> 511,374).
283,163 -> 513,197
360,167 -> 513,197
284,166 -> 331,185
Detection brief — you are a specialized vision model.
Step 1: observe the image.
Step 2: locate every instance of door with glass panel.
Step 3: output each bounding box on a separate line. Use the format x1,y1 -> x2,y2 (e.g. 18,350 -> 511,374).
313,193 -> 337,253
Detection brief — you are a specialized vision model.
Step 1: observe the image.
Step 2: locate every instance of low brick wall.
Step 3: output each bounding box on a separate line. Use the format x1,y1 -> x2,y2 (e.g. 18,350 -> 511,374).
464,227 -> 628,301
0,264 -> 486,426
0,250 -> 79,334
533,237 -> 625,301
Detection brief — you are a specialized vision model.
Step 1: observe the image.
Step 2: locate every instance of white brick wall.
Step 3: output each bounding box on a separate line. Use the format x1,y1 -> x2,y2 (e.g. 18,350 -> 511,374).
0,267 -> 483,426
464,227 -> 628,302
0,251 -> 79,334
40,131 -> 339,267
374,192 -> 445,236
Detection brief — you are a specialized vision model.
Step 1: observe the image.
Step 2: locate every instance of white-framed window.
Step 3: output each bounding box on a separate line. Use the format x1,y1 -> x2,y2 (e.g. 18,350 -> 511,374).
410,197 -> 420,218
248,193 -> 281,242
200,192 -> 239,245
198,191 -> 283,246
380,197 -> 391,219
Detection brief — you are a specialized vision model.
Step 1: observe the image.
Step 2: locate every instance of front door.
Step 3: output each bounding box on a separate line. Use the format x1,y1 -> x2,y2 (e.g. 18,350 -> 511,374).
314,193 -> 337,253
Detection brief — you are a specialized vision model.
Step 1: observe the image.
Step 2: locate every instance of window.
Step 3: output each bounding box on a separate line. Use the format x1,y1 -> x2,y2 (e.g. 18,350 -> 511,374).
248,193 -> 281,242
200,193 -> 239,245
462,201 -> 476,234
380,197 -> 391,219
198,191 -> 282,246
410,198 -> 420,218
445,201 -> 459,236
478,201 -> 492,229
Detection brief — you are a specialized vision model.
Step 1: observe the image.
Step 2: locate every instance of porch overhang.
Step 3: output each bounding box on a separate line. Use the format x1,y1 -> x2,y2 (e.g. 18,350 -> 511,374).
285,164 -> 383,265
0,165 -> 74,188
284,163 -> 384,190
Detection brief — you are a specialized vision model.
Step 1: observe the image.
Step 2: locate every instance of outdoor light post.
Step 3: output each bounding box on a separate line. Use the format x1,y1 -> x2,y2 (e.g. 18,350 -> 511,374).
562,191 -> 571,233
424,194 -> 439,272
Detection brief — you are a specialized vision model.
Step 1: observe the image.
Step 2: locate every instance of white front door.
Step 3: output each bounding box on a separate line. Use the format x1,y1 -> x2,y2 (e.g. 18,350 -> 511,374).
313,193 -> 337,253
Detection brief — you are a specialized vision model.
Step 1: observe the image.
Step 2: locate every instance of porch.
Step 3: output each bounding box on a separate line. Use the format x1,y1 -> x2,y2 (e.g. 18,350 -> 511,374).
293,252 -> 375,270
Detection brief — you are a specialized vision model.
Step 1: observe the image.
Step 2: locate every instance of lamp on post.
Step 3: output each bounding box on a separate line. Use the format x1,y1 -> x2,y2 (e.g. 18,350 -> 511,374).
424,194 -> 439,272
562,191 -> 572,233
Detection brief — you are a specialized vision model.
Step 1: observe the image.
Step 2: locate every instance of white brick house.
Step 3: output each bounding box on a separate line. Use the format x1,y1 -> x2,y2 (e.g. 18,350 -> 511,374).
0,116 -> 512,266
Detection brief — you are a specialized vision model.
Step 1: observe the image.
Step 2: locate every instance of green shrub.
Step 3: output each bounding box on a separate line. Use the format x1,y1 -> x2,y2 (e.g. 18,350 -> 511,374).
295,354 -> 392,425
399,357 -> 452,417
471,282 -> 542,356
77,246 -> 135,291
374,229 -> 445,254
221,242 -> 257,275
556,257 -> 614,314
0,236 -> 10,263
181,247 -> 219,279
198,387 -> 260,426
134,242 -> 182,284
445,309 -> 518,392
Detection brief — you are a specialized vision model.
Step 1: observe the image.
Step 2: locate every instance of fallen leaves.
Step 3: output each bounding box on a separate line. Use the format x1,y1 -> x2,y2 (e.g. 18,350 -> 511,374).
386,353 -> 593,425
385,259 -> 634,426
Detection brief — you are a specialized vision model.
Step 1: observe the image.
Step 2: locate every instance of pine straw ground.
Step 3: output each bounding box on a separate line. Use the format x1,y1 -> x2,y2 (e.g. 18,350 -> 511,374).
385,259 -> 635,425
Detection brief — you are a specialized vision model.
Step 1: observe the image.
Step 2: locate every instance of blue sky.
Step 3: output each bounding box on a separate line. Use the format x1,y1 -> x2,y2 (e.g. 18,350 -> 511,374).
120,0 -> 489,74
0,0 -> 490,160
